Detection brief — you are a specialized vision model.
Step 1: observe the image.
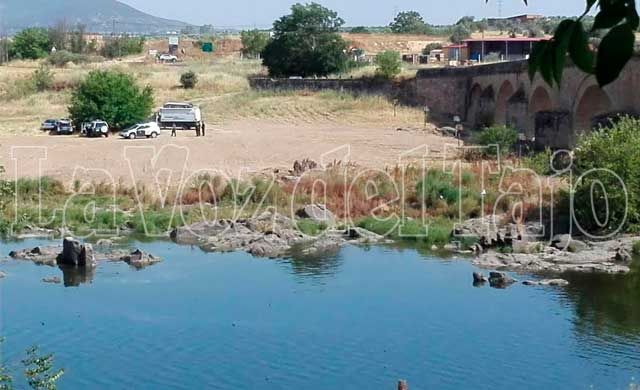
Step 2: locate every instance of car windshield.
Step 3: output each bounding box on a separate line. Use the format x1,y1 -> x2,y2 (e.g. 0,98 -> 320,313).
45,120 -> 56,124
123,125 -> 138,131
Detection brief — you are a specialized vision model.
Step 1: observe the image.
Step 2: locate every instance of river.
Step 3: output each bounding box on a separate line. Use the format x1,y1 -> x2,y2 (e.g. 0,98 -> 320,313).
1,239 -> 639,389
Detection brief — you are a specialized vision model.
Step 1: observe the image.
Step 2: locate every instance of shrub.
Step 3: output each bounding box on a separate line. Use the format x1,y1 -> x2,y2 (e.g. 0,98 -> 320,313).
100,36 -> 145,59
374,50 -> 402,79
32,65 -> 54,92
47,50 -> 97,67
180,70 -> 198,89
10,28 -> 51,60
68,70 -> 154,130
573,116 -> 640,233
633,241 -> 640,255
416,170 -> 460,207
472,126 -> 519,158
523,148 -> 554,176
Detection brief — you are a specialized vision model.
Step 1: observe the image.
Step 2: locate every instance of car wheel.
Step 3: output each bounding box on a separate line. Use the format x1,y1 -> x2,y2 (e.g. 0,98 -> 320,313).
129,133 -> 136,139
151,132 -> 158,138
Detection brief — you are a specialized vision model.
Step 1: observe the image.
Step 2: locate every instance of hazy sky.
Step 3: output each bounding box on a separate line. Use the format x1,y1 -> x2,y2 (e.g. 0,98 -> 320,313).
121,0 -> 587,28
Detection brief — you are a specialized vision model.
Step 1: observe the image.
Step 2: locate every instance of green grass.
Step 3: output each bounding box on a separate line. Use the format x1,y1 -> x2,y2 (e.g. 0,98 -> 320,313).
633,241 -> 640,256
357,217 -> 453,247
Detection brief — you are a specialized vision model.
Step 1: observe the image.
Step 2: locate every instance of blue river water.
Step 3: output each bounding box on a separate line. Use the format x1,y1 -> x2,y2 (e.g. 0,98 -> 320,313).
1,239 -> 639,389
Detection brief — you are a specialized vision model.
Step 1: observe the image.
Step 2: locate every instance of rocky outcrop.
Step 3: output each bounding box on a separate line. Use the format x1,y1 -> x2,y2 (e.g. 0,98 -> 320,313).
473,238 -> 635,274
42,276 -> 62,284
453,217 -> 544,248
523,279 -> 569,287
171,211 -> 385,259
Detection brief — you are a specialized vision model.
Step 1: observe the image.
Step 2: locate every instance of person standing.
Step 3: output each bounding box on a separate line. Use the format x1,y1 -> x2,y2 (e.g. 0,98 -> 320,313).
171,124 -> 177,137
201,122 -> 206,137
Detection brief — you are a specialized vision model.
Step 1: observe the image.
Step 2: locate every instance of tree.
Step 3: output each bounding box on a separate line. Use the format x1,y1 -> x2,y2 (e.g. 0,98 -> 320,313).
100,36 -> 145,59
350,26 -> 370,33
450,24 -> 472,43
47,21 -> 68,52
422,42 -> 443,55
389,11 -> 428,34
375,50 -> 402,79
11,28 -> 51,60
261,3 -> 348,77
32,65 -> 54,92
180,70 -> 198,89
488,0 -> 637,87
69,24 -> 87,54
68,70 -> 154,130
22,346 -> 64,390
240,29 -> 270,59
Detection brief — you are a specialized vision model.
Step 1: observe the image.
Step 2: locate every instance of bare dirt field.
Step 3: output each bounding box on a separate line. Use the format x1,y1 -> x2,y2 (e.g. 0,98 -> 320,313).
0,120 -> 454,186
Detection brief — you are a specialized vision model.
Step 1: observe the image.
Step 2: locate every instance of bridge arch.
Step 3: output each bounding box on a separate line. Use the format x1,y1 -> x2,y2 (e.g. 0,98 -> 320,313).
495,80 -> 515,125
529,86 -> 553,115
467,83 -> 483,127
574,85 -> 612,131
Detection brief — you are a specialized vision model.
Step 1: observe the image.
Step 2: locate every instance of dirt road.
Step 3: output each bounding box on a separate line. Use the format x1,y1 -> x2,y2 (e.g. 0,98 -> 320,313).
0,120 -> 455,186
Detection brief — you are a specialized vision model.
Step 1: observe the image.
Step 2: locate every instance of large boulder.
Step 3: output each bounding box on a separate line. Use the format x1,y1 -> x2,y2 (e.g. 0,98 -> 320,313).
552,234 -> 588,253
57,238 -> 96,268
296,204 -> 336,226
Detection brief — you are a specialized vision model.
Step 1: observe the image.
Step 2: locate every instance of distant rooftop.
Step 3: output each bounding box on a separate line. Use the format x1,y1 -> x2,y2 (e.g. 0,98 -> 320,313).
463,37 -> 548,43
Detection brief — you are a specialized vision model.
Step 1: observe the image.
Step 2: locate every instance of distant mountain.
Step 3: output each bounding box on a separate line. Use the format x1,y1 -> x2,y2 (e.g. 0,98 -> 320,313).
0,0 -> 191,34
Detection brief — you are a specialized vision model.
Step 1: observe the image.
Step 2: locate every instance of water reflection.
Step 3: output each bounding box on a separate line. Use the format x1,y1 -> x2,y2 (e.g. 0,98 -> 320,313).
281,245 -> 344,280
58,265 -> 95,287
562,260 -> 640,338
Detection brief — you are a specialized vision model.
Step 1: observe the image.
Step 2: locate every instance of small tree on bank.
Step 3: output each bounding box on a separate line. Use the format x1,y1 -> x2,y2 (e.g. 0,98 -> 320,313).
11,28 -> 51,60
69,70 -> 154,130
375,50 -> 402,79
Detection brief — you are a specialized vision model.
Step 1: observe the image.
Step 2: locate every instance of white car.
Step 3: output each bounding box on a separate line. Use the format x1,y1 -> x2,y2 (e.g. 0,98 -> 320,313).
119,122 -> 161,139
158,54 -> 178,63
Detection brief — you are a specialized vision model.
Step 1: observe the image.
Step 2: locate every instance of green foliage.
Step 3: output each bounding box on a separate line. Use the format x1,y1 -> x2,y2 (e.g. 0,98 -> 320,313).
350,26 -> 370,33
11,28 -> 51,60
489,0 -> 638,87
374,50 -> 402,79
389,11 -> 429,34
357,217 -> 453,247
422,42 -> 443,55
523,148 -> 555,176
180,70 -> 198,89
262,3 -> 348,77
297,219 -> 327,236
100,36 -> 145,59
472,126 -> 519,158
240,29 -> 270,58
32,65 -> 54,92
450,23 -> 472,43
22,346 -> 64,390
633,241 -> 640,255
416,170 -> 462,207
68,70 -> 154,130
573,116 -> 640,233
47,50 -> 96,67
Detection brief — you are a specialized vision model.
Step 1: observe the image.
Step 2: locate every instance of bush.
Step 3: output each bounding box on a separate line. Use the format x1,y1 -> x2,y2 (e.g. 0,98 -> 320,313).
472,126 -> 519,158
374,50 -> 402,79
523,148 -> 554,176
47,50 -> 97,67
573,116 -> 640,233
10,28 -> 51,60
633,241 -> 640,255
100,36 -> 145,59
32,65 -> 54,92
416,170 -> 461,207
68,70 -> 154,130
180,70 -> 198,89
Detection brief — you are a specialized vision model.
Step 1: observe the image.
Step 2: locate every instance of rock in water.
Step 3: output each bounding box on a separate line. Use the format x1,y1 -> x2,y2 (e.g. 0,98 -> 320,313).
473,272 -> 488,286
296,204 -> 336,226
552,234 -> 588,253
488,272 -> 517,289
59,237 -> 82,266
121,249 -> 162,269
42,276 -> 62,284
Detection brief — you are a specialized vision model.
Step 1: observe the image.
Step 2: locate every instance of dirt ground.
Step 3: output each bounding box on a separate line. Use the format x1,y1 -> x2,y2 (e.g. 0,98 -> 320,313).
0,120 -> 455,187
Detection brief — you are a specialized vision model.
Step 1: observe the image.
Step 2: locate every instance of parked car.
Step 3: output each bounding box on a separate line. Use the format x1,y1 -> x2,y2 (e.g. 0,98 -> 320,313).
119,122 -> 161,139
84,120 -> 110,138
55,119 -> 73,135
41,119 -> 58,131
158,54 -> 178,63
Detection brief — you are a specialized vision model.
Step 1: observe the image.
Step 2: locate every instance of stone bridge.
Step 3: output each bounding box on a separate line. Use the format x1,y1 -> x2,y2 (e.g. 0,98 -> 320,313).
415,57 -> 640,148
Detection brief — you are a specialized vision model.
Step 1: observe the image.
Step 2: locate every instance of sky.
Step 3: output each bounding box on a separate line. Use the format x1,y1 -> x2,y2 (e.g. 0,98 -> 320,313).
121,0 -> 587,28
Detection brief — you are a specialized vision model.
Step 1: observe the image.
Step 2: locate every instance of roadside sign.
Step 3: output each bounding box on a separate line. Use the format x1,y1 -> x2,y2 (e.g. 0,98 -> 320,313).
168,36 -> 179,46
202,42 -> 214,53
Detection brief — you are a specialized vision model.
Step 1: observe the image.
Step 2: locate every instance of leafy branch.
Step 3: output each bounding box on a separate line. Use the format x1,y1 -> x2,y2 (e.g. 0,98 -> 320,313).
487,0 -> 638,86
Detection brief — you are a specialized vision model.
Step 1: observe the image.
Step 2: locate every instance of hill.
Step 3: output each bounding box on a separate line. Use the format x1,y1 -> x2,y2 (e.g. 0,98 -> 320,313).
0,0 -> 190,34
